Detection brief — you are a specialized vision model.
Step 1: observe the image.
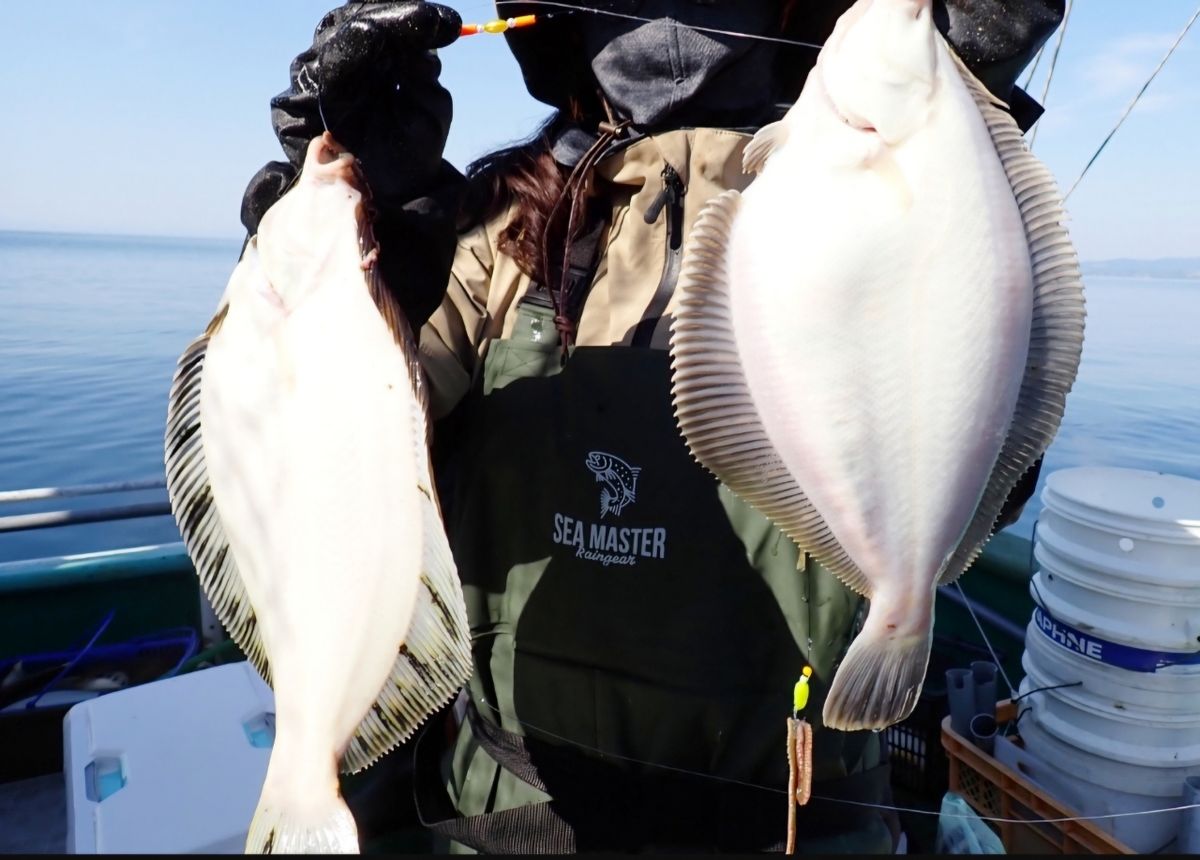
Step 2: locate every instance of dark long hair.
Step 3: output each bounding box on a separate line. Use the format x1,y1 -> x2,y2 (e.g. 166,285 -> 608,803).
462,116 -> 569,284
462,97 -> 617,352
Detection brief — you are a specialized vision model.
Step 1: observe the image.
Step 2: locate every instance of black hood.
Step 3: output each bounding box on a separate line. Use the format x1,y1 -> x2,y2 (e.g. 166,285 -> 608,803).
495,0 -> 831,125
494,0 -> 1063,135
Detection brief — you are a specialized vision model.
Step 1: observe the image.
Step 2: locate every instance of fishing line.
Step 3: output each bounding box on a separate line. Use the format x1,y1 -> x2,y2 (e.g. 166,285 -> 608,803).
1028,0 -> 1073,150
473,693 -> 789,796
1021,42 -> 1048,94
470,694 -> 1200,825
489,0 -> 825,49
1013,704 -> 1033,731
1064,1 -> 1200,201
953,579 -> 1015,698
818,795 -> 1200,825
1011,679 -> 1083,703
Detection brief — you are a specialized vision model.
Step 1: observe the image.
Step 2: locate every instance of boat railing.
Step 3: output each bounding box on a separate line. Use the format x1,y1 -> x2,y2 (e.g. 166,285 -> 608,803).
0,479 -> 172,534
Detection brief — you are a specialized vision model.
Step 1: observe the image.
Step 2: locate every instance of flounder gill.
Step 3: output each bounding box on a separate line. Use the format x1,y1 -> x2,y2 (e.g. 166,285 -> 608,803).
669,0 -> 1084,731
165,134 -> 472,853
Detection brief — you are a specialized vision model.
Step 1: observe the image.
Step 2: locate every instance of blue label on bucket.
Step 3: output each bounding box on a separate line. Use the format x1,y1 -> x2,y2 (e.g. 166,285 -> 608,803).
1033,606 -> 1200,673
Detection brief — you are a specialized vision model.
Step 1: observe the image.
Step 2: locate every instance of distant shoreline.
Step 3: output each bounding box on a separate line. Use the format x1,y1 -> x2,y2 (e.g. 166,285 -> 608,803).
1083,272 -> 1200,283
1081,258 -> 1200,281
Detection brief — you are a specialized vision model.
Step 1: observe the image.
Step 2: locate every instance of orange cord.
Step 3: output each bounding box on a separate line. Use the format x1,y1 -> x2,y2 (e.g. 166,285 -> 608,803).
461,14 -> 538,36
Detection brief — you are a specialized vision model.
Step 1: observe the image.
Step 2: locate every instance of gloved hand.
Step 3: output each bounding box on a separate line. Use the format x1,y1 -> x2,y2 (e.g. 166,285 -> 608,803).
316,1 -> 462,205
241,1 -> 467,333
937,0 -> 1065,131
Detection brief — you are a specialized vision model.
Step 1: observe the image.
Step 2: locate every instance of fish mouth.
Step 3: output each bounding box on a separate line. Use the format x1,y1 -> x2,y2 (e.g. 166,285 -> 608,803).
846,119 -> 879,135
815,65 -> 882,137
307,132 -> 376,204
831,98 -> 880,136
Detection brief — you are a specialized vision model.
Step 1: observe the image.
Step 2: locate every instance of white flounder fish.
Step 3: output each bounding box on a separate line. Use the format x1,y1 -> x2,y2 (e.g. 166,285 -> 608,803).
165,133 -> 472,853
670,0 -> 1084,731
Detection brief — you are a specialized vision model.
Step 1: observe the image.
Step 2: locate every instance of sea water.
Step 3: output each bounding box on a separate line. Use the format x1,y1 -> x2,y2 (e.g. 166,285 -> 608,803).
1,229 -> 1198,563
0,231 -> 239,562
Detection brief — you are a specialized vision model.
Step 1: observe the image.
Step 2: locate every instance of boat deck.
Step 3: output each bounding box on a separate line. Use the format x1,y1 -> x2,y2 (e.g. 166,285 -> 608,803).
0,774 -> 66,853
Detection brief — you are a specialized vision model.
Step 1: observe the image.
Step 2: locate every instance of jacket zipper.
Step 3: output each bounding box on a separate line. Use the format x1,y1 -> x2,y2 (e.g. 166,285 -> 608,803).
633,165 -> 686,347
644,164 -> 684,228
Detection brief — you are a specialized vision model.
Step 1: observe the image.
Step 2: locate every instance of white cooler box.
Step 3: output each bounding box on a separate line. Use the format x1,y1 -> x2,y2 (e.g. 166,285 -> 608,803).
64,661 -> 274,854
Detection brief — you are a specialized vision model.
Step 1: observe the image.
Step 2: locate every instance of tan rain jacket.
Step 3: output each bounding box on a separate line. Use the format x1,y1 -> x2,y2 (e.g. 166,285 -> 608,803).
418,128 -> 755,418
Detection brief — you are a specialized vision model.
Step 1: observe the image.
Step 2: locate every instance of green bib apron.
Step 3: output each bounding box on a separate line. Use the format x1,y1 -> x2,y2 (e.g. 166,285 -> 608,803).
418,298 -> 896,854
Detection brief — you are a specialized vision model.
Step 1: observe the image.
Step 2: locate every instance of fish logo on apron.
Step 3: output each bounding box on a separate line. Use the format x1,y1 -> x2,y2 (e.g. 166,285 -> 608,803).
586,452 -> 641,518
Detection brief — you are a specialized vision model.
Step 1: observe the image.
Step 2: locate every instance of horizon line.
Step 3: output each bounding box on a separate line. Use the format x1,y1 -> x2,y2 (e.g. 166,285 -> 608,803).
1,226 -> 1198,266
0,226 -> 244,244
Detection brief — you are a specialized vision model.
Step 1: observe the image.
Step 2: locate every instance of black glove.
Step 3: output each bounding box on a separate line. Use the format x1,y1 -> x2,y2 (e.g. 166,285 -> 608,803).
936,0 -> 1065,132
316,1 -> 462,205
995,455 -> 1043,533
241,1 -> 467,333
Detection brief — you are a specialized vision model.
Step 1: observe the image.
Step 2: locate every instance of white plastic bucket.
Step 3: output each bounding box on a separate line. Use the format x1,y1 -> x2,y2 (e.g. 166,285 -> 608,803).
1039,467 -> 1200,548
1017,716 -> 1192,854
1023,615 -> 1200,712
1020,643 -> 1200,766
1017,467 -> 1200,853
1034,468 -> 1200,653
1034,544 -> 1200,652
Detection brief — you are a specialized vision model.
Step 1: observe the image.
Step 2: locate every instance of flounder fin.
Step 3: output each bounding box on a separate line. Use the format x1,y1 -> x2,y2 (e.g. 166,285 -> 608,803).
937,42 -> 1086,586
743,121 -> 788,175
339,473 -> 473,774
340,255 -> 473,774
164,314 -> 273,687
668,190 -> 872,598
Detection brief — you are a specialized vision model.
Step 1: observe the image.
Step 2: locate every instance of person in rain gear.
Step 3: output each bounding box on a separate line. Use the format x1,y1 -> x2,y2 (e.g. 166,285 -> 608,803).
241,0 -> 1063,852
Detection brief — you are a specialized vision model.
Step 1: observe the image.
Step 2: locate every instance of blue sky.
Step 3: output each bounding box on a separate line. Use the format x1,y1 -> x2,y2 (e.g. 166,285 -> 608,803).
1,0 -> 1197,261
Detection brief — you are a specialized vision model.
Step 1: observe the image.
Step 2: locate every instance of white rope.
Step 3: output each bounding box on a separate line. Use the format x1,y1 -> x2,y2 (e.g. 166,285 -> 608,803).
828,795 -> 1200,825
475,695 -> 1200,826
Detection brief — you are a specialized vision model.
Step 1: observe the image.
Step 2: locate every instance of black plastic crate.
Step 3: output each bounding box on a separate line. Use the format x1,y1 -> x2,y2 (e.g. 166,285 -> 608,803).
887,688 -> 950,800
886,636 -> 1008,803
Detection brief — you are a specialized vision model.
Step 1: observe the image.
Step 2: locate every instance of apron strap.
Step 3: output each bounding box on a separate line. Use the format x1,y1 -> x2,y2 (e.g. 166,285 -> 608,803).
423,796 -> 578,855
559,216 -> 608,331
411,706 -> 578,853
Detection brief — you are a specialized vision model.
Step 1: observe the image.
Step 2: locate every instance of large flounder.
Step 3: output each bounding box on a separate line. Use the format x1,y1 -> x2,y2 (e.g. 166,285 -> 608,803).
165,134 -> 471,853
669,0 -> 1084,731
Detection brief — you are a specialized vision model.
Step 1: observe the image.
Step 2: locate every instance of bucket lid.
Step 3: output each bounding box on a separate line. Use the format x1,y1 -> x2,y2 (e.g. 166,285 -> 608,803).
1041,467 -> 1200,537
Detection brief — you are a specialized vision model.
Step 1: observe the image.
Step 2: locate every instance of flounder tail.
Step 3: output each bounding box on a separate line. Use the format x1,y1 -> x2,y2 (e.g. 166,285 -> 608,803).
245,790 -> 358,855
822,607 -> 933,732
245,747 -> 359,854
